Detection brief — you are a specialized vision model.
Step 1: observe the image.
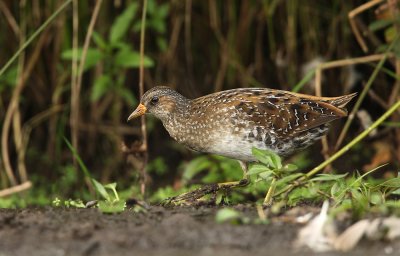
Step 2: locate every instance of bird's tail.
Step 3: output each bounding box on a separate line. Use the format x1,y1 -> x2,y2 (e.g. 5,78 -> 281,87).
329,92 -> 357,110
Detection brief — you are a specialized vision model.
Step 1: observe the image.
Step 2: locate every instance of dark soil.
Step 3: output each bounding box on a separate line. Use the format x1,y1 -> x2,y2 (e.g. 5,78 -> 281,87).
0,206 -> 398,256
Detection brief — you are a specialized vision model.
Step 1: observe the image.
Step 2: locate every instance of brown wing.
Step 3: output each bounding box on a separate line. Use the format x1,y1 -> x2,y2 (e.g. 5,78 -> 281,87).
191,88 -> 354,138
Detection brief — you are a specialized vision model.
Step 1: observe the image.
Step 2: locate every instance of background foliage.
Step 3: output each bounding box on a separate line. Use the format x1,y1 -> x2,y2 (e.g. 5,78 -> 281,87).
0,0 -> 399,205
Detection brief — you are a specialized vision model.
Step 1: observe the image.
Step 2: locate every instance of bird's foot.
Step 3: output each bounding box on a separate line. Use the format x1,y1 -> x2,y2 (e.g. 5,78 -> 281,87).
161,179 -> 250,206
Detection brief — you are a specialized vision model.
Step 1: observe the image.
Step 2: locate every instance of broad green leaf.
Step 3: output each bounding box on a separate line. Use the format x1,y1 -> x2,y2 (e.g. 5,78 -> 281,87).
116,87 -> 137,105
98,200 -> 126,213
0,66 -> 18,88
386,27 -> 398,47
114,48 -> 154,68
182,156 -> 212,182
92,31 -> 108,50
248,164 -> 271,175
385,200 -> 400,207
109,2 -> 138,44
311,173 -> 348,182
275,173 -> 303,187
251,148 -> 276,167
331,181 -> 346,199
157,3 -> 170,19
369,19 -> 393,32
91,74 -> 111,101
215,208 -> 241,223
149,18 -> 166,34
147,0 -> 156,14
287,186 -> 319,205
61,48 -> 103,71
283,164 -> 297,172
270,153 -> 282,169
376,177 -> 400,188
67,199 -> 86,208
92,179 -> 110,201
157,37 -> 168,52
370,191 -> 383,205
258,171 -> 274,180
104,182 -> 119,201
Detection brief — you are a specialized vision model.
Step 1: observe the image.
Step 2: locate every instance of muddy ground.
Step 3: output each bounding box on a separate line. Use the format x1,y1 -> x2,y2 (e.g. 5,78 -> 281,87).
0,206 -> 398,256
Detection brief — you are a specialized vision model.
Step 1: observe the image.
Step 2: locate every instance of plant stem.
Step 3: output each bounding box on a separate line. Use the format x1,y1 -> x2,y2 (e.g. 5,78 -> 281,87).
139,0 -> 149,197
264,178 -> 276,205
0,0 -> 72,78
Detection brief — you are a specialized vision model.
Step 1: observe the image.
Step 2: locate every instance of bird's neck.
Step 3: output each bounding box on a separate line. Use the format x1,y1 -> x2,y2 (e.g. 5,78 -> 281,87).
162,98 -> 192,143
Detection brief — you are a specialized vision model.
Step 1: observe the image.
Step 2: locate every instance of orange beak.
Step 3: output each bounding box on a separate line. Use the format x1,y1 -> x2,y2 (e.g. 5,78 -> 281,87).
127,103 -> 147,121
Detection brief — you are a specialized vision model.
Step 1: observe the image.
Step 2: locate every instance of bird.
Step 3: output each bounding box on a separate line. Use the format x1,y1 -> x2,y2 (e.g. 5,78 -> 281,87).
128,86 -> 356,183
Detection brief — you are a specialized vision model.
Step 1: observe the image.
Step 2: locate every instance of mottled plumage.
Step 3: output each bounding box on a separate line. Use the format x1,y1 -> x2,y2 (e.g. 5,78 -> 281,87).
128,86 -> 356,164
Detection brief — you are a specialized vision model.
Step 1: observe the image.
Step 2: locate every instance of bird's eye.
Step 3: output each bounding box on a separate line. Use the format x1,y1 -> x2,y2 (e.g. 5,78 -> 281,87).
150,96 -> 159,105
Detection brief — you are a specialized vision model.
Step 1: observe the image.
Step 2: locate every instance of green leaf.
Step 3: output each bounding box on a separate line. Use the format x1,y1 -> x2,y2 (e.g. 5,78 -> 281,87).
116,87 -> 137,105
148,18 -> 166,34
275,173 -> 303,187
215,208 -> 241,223
282,164 -> 297,172
270,153 -> 282,169
61,48 -> 103,71
147,0 -> 156,14
157,3 -> 170,19
157,37 -> 168,52
182,156 -> 213,182
104,182 -> 120,201
369,19 -> 393,32
311,173 -> 348,182
98,200 -> 126,213
0,66 -> 18,88
91,74 -> 111,101
331,181 -> 346,199
92,31 -> 108,50
251,148 -> 276,167
68,199 -> 86,208
377,177 -> 400,188
63,138 -> 92,180
258,171 -> 274,180
92,179 -> 111,201
109,2 -> 138,44
248,164 -> 271,175
114,48 -> 154,68
370,191 -> 383,205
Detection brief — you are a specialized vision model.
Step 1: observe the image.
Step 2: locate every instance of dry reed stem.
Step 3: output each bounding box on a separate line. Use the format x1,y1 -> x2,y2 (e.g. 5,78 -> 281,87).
0,0 -> 70,187
1,31 -> 49,186
209,0 -> 228,92
184,0 -> 194,89
348,0 -> 385,52
19,106 -> 64,178
389,0 -> 400,106
314,67 -> 331,170
0,1 -> 19,37
388,0 -> 400,162
0,181 -> 32,197
70,0 -> 79,157
139,0 -> 149,196
74,0 -> 103,136
13,0 -> 27,182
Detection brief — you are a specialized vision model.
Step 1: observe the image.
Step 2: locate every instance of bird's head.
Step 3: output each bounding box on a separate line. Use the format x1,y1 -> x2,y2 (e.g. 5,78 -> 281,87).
127,86 -> 189,122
